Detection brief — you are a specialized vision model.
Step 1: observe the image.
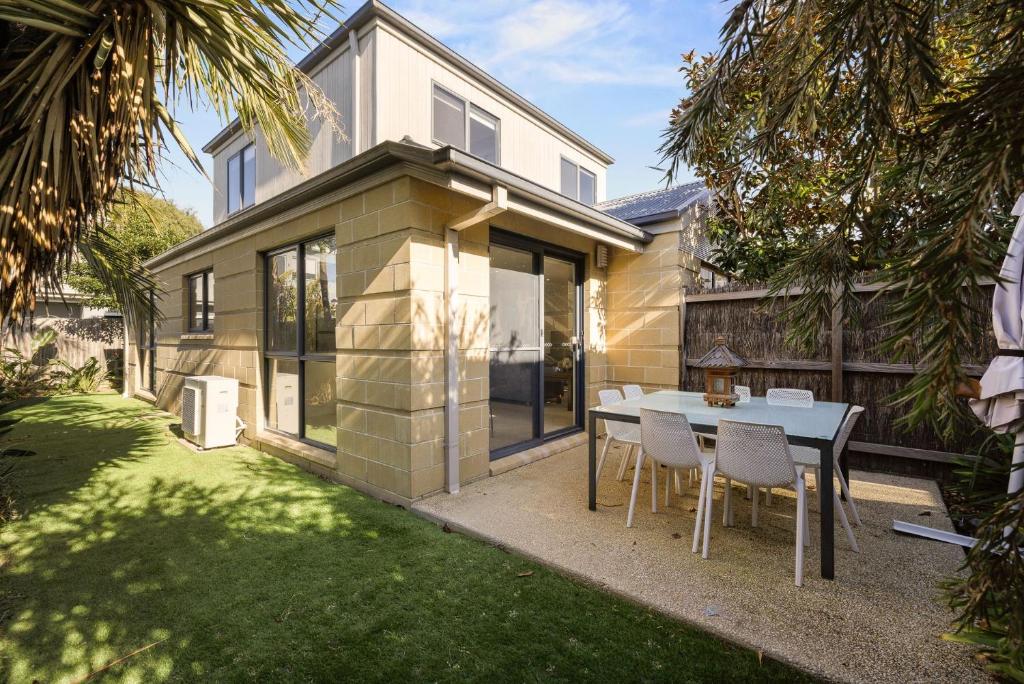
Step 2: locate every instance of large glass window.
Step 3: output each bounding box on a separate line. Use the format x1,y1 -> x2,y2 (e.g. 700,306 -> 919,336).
227,143 -> 255,214
264,235 -> 337,447
432,85 -> 501,164
187,270 -> 214,332
267,249 -> 298,351
488,234 -> 585,457
304,237 -> 337,354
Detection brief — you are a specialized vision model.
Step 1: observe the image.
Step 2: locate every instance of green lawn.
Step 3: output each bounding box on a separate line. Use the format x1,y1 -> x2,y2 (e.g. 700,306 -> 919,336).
0,394 -> 811,683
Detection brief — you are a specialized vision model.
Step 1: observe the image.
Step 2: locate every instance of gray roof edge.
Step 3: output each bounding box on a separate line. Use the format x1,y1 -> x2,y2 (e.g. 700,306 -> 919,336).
201,0 -> 615,165
434,147 -> 649,243
147,141 -> 646,269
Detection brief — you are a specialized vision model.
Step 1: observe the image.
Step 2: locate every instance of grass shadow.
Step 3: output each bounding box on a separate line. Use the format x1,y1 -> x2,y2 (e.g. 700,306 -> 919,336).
0,394 -> 810,683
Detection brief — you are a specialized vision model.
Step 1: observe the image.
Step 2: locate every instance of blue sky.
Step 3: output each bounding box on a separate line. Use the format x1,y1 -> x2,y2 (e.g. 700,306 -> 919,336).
158,0 -> 728,226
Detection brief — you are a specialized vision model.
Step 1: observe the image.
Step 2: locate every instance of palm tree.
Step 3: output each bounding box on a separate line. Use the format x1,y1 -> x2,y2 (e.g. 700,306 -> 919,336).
0,0 -> 343,326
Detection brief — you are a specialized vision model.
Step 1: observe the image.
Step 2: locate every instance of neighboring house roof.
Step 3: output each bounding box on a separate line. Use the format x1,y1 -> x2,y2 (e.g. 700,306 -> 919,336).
597,181 -> 708,223
202,0 -> 614,165
596,182 -> 718,264
147,140 -> 650,270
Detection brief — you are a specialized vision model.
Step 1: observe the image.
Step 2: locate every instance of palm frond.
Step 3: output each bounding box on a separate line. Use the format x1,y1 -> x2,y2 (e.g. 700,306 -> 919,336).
0,0 -> 344,323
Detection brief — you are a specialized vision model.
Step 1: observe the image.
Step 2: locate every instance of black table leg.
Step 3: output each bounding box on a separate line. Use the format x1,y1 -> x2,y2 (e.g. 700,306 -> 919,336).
818,439 -> 835,580
588,411 -> 598,511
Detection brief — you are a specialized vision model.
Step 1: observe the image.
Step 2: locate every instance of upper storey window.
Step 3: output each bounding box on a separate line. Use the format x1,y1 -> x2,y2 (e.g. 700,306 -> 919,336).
559,157 -> 596,205
432,84 -> 500,164
227,143 -> 255,215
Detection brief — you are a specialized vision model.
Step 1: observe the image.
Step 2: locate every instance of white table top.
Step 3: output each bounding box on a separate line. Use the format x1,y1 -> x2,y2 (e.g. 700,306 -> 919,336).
595,391 -> 849,443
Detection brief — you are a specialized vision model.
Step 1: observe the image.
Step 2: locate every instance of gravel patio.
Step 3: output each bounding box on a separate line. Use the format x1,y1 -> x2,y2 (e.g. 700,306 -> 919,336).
414,438 -> 987,683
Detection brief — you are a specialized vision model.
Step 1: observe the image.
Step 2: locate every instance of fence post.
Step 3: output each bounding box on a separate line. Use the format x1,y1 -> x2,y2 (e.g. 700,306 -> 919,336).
831,288 -> 843,402
679,287 -> 687,390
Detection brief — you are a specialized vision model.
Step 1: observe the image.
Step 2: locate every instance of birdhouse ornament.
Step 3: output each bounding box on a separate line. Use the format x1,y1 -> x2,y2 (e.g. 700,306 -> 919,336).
695,336 -> 747,407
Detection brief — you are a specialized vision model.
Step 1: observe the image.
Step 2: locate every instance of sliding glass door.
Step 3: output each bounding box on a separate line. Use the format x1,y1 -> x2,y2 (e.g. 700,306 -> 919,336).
265,236 -> 337,448
489,231 -> 584,458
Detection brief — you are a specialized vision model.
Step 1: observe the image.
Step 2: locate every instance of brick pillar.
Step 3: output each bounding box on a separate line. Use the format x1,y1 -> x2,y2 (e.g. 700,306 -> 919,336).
606,232 -> 683,393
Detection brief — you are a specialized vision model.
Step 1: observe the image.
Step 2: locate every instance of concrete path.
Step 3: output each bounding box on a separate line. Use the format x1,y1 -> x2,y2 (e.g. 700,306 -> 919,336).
414,440 -> 987,683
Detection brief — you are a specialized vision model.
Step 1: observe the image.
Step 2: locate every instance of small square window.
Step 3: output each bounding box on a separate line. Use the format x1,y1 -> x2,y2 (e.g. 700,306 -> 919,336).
560,157 -> 597,204
187,271 -> 215,332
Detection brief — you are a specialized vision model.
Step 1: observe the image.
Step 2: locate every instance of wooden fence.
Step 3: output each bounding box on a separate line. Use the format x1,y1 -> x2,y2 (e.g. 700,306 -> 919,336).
4,316 -> 124,389
680,281 -> 997,473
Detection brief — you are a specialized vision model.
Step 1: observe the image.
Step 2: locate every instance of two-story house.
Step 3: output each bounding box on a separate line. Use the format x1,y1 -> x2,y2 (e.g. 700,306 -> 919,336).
131,0 -> 701,504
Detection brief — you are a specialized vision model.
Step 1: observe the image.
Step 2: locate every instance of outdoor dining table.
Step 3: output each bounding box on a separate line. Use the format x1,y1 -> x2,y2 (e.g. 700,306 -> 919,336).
587,390 -> 851,580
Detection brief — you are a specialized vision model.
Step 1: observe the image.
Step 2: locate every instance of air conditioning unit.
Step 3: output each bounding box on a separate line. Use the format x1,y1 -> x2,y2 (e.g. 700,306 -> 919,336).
182,376 -> 239,449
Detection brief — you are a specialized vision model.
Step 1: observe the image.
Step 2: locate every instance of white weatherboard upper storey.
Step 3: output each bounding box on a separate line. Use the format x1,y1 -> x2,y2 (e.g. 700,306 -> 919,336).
207,1 -> 610,226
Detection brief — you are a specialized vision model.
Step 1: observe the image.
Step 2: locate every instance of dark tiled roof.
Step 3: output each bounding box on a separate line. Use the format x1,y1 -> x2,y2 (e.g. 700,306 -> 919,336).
597,182 -> 717,264
596,181 -> 708,222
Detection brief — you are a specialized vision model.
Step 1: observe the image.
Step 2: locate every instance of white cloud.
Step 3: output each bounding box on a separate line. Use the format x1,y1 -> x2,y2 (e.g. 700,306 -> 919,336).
393,0 -> 681,89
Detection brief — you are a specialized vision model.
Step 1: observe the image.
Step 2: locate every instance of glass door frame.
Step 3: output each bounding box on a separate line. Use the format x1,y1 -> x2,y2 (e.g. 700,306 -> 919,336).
263,236 -> 336,450
489,228 -> 586,460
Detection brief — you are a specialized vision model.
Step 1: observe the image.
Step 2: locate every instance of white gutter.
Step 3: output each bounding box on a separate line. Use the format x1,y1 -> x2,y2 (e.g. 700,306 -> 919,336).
443,185 -> 509,494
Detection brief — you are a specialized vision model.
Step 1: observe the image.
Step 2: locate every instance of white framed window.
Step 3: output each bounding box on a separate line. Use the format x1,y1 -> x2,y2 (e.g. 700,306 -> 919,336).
469,105 -> 499,163
559,157 -> 597,205
227,143 -> 255,214
432,84 -> 500,164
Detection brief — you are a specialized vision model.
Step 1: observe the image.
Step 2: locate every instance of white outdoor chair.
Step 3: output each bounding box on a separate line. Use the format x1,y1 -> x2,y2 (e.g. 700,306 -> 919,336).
596,389 -> 642,482
622,384 -> 645,400
628,409 -> 715,546
699,419 -> 810,587
690,384 -> 752,492
789,406 -> 865,552
766,387 -> 814,408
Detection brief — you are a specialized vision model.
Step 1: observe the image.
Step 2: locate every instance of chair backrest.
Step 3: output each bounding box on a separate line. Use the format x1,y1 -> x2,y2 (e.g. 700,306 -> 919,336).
766,388 -> 814,408
639,409 -> 704,468
715,419 -> 797,488
833,405 -> 865,458
734,385 -> 751,403
622,384 -> 644,400
598,389 -> 634,441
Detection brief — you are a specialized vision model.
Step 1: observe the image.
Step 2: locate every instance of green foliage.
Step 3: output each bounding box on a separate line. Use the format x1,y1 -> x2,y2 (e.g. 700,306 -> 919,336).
663,1 -> 1024,671
0,328 -> 106,403
48,357 -> 104,395
0,0 -> 344,324
0,329 -> 58,402
944,481 -> 1024,680
662,1 -> 1021,437
66,192 -> 203,310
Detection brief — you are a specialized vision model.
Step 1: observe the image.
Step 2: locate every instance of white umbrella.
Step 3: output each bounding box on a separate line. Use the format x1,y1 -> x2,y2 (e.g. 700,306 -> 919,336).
969,192 -> 1024,503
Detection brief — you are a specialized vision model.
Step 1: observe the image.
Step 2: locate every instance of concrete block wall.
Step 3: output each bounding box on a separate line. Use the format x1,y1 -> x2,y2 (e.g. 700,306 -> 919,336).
606,232 -> 691,394
130,173 -> 616,504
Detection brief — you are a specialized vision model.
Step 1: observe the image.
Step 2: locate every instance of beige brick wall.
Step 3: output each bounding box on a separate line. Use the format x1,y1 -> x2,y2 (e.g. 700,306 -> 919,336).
129,173 -> 614,503
606,229 -> 696,394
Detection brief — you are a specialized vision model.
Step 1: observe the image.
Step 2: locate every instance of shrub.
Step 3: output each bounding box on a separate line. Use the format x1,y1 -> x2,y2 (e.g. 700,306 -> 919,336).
0,329 -> 106,403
